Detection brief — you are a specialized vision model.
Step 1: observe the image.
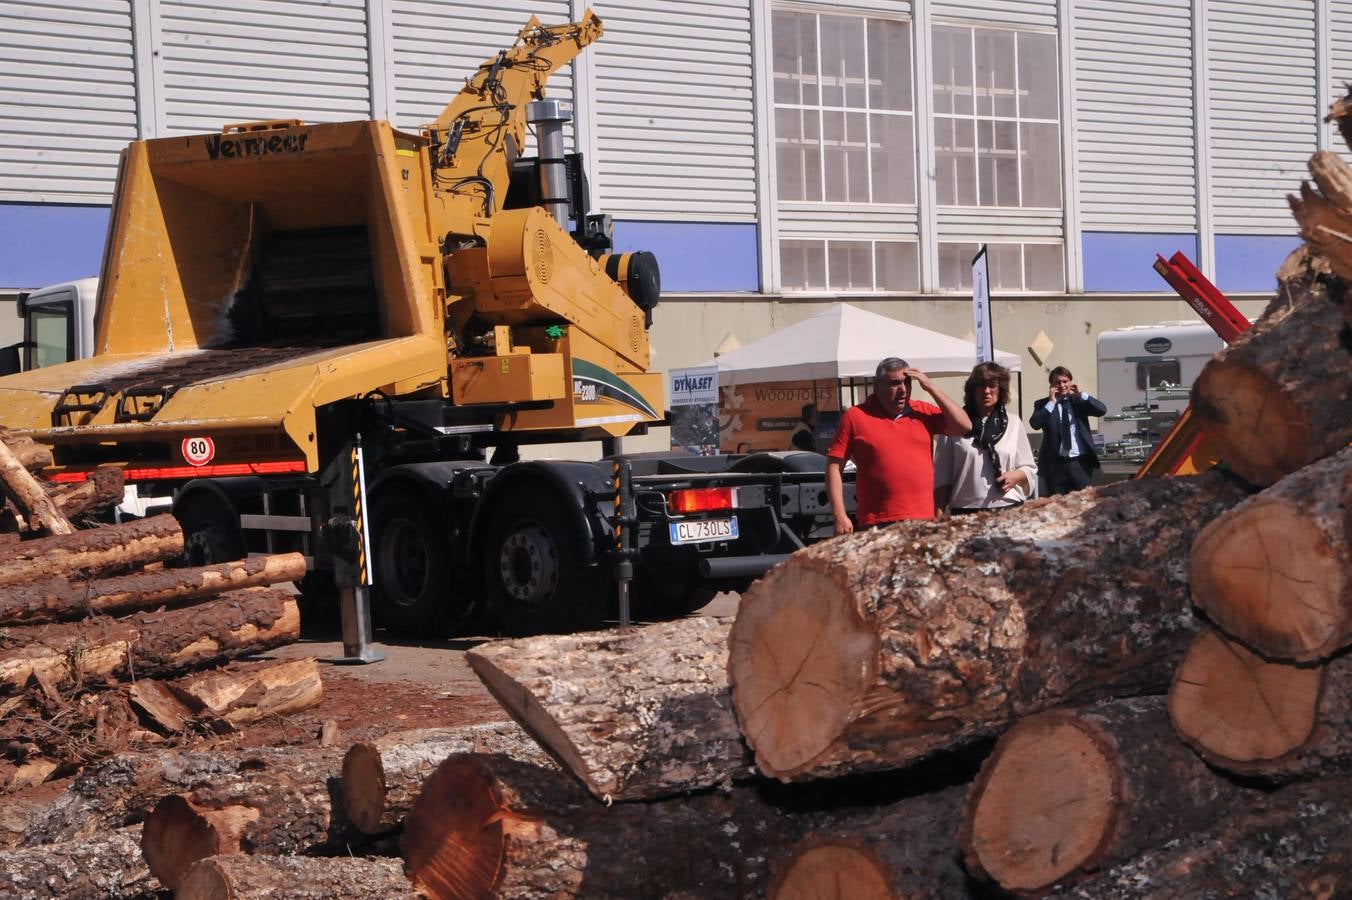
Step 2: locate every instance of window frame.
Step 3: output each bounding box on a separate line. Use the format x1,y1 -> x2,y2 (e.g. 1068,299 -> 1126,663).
930,20 -> 1062,211
779,236 -> 921,294
771,6 -> 919,207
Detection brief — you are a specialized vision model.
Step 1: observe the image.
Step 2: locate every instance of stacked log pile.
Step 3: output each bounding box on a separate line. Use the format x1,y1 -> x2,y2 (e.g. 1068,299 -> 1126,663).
0,436 -> 318,801
5,108 -> 1352,900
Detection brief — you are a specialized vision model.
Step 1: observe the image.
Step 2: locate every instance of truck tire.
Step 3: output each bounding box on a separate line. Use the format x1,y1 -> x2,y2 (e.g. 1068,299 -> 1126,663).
175,492 -> 244,567
371,488 -> 477,636
481,485 -> 607,636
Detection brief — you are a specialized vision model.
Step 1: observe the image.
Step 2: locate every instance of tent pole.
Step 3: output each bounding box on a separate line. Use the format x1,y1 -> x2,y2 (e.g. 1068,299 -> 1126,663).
1017,370 -> 1024,422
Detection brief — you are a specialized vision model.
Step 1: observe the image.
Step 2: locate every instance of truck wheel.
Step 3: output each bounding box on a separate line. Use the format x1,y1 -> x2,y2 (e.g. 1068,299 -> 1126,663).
372,489 -> 477,636
482,487 -> 606,636
176,492 -> 244,567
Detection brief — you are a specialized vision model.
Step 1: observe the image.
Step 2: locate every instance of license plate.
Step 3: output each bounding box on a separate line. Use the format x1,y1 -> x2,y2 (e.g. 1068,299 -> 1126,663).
669,516 -> 739,545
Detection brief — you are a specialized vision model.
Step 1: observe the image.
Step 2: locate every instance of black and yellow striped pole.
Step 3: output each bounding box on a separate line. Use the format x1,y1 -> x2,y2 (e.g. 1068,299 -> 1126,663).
612,457 -> 634,629
335,433 -> 383,663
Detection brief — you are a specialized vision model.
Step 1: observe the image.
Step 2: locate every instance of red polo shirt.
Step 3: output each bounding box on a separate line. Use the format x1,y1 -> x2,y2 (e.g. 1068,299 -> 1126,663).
827,396 -> 946,524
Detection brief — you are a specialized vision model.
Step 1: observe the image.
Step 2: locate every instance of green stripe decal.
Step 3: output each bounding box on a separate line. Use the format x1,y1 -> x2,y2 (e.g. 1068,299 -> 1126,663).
572,359 -> 660,420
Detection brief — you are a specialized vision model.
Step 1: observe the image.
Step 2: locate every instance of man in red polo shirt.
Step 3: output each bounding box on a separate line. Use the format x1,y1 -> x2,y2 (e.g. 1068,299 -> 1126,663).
826,357 -> 972,533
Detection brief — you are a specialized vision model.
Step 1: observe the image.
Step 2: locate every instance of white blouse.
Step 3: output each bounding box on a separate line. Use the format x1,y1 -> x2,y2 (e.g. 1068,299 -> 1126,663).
934,416 -> 1038,510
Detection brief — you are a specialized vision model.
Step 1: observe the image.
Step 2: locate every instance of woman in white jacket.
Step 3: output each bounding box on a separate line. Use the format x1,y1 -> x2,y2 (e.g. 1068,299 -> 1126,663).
934,362 -> 1037,515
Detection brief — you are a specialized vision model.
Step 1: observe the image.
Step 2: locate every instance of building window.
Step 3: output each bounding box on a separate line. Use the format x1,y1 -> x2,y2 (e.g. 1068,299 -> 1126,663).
938,242 -> 1064,292
932,25 -> 1061,208
772,11 -> 915,205
782,239 -> 919,292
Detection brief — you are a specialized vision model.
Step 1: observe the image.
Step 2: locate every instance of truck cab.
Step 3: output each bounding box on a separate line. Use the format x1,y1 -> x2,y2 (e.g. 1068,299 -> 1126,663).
1,277 -> 98,375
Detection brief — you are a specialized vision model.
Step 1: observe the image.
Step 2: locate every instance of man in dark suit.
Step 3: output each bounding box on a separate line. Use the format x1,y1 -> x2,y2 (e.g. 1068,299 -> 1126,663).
1029,366 -> 1108,495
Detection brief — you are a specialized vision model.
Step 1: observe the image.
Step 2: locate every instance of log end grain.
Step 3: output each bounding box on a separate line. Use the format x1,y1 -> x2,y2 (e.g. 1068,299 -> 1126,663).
769,844 -> 892,900
1169,628 -> 1320,766
728,565 -> 880,779
1190,360 -> 1310,486
141,795 -> 259,892
400,756 -> 509,900
342,741 -> 389,835
963,713 -> 1118,892
1190,497 -> 1346,661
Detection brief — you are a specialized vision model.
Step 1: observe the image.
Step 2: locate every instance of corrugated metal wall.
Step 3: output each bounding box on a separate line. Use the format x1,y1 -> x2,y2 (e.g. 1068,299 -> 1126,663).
157,0 -> 372,135
0,0 -> 139,203
591,0 -> 757,220
388,0 -> 573,132
1207,0 -> 1318,232
1329,0 -> 1352,140
931,0 -> 1056,29
1074,0 -> 1195,231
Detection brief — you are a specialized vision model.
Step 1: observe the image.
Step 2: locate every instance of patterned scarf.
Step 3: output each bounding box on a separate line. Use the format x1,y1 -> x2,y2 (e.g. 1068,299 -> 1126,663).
965,403 -> 1008,478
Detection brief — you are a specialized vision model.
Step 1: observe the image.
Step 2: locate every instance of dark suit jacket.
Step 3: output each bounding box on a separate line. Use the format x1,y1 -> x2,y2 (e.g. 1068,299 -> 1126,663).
1029,393 -> 1108,477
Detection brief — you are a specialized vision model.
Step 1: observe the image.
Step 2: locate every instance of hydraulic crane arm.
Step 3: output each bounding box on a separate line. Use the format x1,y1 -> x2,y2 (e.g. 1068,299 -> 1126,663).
427,11 -> 603,238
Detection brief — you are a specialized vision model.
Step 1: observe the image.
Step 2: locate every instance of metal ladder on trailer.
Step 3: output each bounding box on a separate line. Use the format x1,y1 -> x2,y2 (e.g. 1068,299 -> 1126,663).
1133,252 -> 1252,478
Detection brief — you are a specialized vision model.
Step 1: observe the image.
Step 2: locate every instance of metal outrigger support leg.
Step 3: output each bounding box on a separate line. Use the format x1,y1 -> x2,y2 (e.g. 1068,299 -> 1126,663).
331,584 -> 385,664
324,433 -> 385,665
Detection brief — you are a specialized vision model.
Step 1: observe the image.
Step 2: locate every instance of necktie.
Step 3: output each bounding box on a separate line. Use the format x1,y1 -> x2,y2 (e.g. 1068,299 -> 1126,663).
1059,401 -> 1072,457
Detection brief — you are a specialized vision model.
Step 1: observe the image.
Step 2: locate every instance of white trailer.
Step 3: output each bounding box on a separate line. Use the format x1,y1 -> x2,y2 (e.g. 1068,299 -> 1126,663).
1095,322 -> 1222,453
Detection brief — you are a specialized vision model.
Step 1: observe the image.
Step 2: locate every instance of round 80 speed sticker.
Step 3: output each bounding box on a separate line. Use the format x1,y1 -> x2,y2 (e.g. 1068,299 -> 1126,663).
181,436 -> 216,467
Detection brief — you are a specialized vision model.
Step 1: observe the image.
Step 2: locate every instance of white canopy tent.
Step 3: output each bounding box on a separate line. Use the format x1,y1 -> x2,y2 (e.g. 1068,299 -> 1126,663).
695,303 -> 1022,384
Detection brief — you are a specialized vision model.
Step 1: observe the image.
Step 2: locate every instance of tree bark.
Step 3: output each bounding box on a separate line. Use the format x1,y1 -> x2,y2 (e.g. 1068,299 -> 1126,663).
50,466 -> 125,520
767,785 -> 970,900
342,721 -> 551,834
727,473 -> 1249,781
0,436 -> 73,535
128,657 -> 323,734
465,616 -> 751,802
1169,627 -> 1352,780
0,552 -> 306,626
1046,777 -> 1352,899
26,746 -> 338,846
177,853 -> 418,900
0,513 -> 182,587
1189,446 -> 1352,661
0,825 -> 156,899
1189,253 -> 1352,487
140,748 -> 361,890
0,431 -> 54,473
0,589 -> 300,692
961,696 -> 1251,894
0,797 -> 49,850
401,753 -> 810,900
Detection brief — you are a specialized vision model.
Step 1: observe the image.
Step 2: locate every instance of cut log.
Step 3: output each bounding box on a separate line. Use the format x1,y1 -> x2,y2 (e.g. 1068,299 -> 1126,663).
0,513 -> 182,587
27,746 -> 337,846
767,785 -> 970,900
1046,776 -> 1352,899
1288,153 -> 1352,282
177,853 -> 418,900
0,551 -> 307,626
466,616 -> 751,802
166,656 -> 323,728
0,589 -> 300,692
961,696 -> 1251,894
1189,253 -> 1352,486
139,747 -> 373,890
401,753 -> 808,899
1189,446 -> 1352,661
342,720 -> 552,834
0,435 -> 73,535
0,431 -> 53,473
50,466 -> 125,520
1169,627 -> 1352,780
128,679 -> 194,733
0,825 -> 155,899
727,473 -> 1249,781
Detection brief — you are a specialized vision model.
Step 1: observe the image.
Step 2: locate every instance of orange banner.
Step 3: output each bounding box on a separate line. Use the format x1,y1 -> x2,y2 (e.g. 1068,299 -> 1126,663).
719,380 -> 840,453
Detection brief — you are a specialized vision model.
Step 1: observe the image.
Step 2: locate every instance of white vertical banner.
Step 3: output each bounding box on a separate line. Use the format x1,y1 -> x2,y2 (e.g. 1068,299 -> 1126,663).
971,244 -> 994,365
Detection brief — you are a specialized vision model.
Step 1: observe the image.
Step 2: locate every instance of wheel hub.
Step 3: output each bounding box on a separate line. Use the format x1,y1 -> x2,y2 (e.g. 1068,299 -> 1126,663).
498,524 -> 559,607
383,519 -> 428,606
